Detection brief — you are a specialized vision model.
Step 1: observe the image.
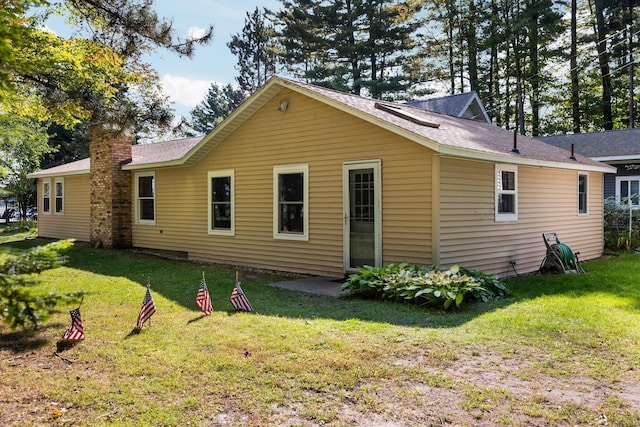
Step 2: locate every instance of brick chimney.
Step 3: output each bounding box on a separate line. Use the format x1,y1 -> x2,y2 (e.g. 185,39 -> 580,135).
89,125 -> 133,248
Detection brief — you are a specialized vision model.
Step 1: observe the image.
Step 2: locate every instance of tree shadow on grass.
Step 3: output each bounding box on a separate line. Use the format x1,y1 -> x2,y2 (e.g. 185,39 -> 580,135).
8,238 -> 640,330
2,238 -> 518,329
49,243 -> 517,329
0,323 -> 64,354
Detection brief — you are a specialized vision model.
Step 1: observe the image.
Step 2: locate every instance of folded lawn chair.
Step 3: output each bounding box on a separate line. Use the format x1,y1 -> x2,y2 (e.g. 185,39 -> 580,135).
539,232 -> 584,274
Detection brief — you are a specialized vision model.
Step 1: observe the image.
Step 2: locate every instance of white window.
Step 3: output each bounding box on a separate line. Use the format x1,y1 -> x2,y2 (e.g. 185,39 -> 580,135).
208,169 -> 234,236
135,172 -> 155,224
42,179 -> 51,214
578,173 -> 588,215
54,178 -> 64,214
495,164 -> 517,222
273,164 -> 309,241
616,176 -> 640,209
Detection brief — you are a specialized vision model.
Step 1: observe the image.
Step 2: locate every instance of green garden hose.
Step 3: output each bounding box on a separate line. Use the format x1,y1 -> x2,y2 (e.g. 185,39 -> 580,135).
552,243 -> 578,271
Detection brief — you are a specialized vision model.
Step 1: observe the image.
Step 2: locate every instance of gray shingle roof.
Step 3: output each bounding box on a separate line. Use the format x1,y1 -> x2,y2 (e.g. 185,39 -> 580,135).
279,78 -> 611,171
27,137 -> 203,178
537,129 -> 640,159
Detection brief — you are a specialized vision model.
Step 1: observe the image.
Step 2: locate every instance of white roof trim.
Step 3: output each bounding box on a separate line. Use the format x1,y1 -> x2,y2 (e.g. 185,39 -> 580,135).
26,168 -> 90,178
592,155 -> 640,162
460,93 -> 492,123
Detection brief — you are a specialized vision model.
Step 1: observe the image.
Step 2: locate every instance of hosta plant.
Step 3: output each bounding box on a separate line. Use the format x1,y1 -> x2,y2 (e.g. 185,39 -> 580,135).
342,263 -> 509,309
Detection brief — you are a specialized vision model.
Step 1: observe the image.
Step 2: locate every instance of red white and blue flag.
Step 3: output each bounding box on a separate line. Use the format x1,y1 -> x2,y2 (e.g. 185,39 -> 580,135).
196,277 -> 213,315
137,286 -> 156,329
63,307 -> 85,340
230,281 -> 253,312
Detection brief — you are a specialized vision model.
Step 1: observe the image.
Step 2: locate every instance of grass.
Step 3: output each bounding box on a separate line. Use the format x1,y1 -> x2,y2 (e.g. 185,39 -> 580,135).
1,225 -> 640,426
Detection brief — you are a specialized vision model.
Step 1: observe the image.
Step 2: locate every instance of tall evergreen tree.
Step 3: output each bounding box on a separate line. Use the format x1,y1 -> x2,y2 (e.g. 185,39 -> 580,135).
228,7 -> 278,96
272,0 -> 425,99
188,83 -> 245,135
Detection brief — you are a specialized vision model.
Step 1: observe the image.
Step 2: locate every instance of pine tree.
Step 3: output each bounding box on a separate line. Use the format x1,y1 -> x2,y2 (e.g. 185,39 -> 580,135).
272,0 -> 425,99
228,7 -> 278,96
188,83 -> 245,135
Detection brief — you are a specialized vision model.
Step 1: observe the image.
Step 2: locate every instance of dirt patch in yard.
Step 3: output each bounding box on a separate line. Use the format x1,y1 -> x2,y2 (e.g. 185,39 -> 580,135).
2,336 -> 639,426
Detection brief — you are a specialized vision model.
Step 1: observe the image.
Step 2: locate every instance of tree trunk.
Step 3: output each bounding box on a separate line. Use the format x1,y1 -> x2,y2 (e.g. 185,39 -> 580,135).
593,0 -> 614,130
571,0 -> 581,133
466,0 -> 479,92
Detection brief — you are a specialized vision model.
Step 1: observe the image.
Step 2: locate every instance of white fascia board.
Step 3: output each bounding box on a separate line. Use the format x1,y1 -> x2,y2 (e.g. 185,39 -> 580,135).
591,155 -> 640,162
26,169 -> 90,179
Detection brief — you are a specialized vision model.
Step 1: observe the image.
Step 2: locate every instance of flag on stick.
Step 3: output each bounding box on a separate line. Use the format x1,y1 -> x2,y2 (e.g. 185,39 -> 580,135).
63,307 -> 85,340
196,272 -> 213,315
137,279 -> 157,329
230,271 -> 253,312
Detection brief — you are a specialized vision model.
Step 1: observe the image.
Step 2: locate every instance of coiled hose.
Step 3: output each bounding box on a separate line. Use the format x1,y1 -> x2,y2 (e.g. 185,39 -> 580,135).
552,243 -> 578,271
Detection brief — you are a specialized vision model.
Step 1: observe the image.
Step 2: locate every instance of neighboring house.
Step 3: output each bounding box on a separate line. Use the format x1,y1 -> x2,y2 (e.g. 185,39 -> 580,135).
538,129 -> 640,207
405,91 -> 492,124
28,76 -> 615,278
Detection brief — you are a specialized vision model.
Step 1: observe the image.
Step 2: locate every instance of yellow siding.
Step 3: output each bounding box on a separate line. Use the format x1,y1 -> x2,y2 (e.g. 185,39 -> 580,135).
132,88 -> 434,276
438,158 -> 604,276
37,175 -> 90,242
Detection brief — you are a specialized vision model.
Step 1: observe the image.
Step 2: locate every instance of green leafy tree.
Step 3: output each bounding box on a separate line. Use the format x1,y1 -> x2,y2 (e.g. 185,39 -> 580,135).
1,0 -> 213,132
43,122 -> 91,169
1,239 -> 82,329
0,115 -> 53,219
187,83 -> 246,135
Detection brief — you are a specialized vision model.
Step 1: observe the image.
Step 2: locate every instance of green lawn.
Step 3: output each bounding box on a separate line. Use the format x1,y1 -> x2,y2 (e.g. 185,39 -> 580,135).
1,227 -> 640,426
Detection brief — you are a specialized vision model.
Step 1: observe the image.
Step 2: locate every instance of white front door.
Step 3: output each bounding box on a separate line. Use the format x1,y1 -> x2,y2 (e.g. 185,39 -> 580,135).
343,160 -> 382,272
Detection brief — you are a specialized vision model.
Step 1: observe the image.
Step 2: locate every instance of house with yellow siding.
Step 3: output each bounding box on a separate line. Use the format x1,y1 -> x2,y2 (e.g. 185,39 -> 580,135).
28,76 -> 615,278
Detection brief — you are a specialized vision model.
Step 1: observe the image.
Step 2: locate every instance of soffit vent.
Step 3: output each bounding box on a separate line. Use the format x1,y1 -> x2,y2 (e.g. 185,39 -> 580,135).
374,102 -> 440,128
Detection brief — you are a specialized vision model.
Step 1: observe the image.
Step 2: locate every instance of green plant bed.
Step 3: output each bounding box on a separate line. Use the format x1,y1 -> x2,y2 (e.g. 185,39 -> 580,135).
341,262 -> 510,309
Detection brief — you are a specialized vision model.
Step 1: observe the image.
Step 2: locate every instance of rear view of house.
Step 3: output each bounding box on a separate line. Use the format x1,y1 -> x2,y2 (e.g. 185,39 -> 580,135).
28,77 -> 615,278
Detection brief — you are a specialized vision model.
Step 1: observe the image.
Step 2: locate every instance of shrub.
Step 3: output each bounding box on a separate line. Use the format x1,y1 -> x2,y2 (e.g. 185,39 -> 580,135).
603,196 -> 640,251
1,239 -> 84,329
341,263 -> 509,309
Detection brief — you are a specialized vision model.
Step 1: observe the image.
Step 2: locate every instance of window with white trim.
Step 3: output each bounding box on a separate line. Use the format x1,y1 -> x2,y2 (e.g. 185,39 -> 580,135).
273,164 -> 309,241
135,172 -> 155,224
495,164 -> 517,222
54,178 -> 64,214
616,176 -> 640,209
42,179 -> 51,214
208,170 -> 234,235
578,173 -> 588,215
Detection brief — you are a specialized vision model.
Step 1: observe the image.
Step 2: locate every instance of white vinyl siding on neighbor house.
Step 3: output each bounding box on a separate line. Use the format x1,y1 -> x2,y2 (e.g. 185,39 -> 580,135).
208,169 -> 234,236
42,179 -> 51,214
273,164 -> 309,241
136,172 -> 155,224
495,164 -> 517,222
54,178 -> 64,214
616,176 -> 640,208
578,173 -> 588,215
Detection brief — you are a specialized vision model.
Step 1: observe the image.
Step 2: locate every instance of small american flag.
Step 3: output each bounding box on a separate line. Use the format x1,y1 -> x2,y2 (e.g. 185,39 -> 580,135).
137,285 -> 156,329
63,308 -> 84,340
196,276 -> 213,315
230,281 -> 253,312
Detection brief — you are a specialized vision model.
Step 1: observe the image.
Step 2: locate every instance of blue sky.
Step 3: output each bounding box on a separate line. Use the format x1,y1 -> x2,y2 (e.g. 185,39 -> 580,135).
147,0 -> 282,120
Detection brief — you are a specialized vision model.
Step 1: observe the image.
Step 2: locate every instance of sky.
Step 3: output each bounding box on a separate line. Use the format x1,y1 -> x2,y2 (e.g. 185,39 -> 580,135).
146,0 -> 282,120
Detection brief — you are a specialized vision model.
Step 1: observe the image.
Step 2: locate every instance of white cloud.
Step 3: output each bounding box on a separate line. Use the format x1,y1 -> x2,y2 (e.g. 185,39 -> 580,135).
187,26 -> 207,40
160,74 -> 214,108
